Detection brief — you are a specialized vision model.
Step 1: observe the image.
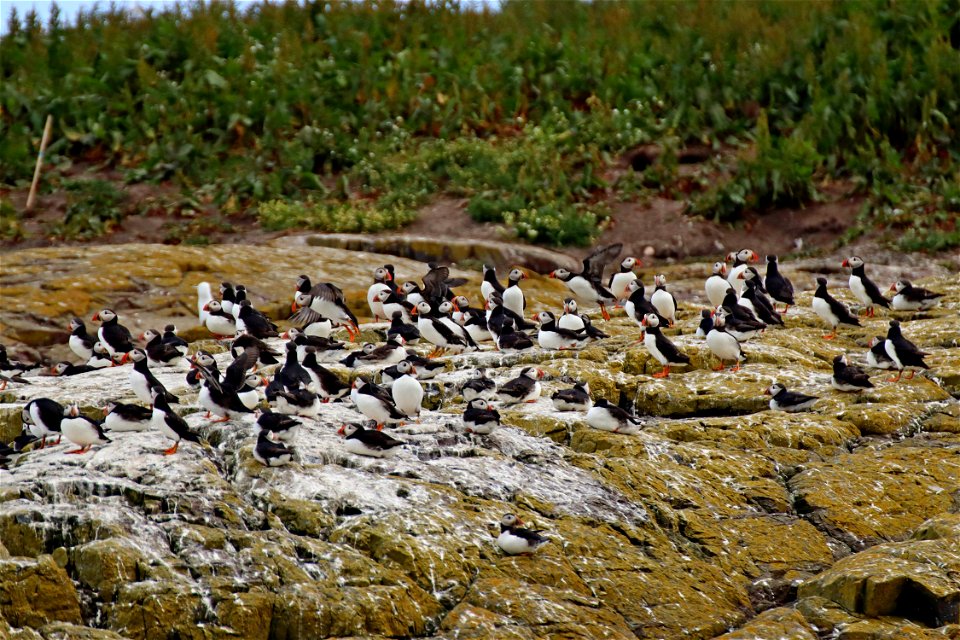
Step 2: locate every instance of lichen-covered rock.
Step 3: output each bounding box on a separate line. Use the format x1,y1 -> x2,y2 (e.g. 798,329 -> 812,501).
714,607 -> 818,639
71,538 -> 147,599
0,555 -> 82,627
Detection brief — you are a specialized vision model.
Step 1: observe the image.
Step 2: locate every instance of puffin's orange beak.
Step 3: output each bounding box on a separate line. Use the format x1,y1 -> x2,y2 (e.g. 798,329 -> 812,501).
841,259 -> 849,267
521,272 -> 528,280
515,517 -> 525,526
202,303 -> 210,311
337,425 -> 346,436
411,307 -> 418,316
888,284 -> 896,292
548,271 -> 556,278
91,312 -> 100,321
410,366 -> 418,375
736,272 -> 745,280
281,331 -> 289,339
291,301 -> 299,313
452,301 -> 460,312
260,376 -> 268,386
119,353 -> 130,364
384,272 -> 392,281
720,265 -> 727,276
641,317 -> 648,326
750,251 -> 759,262
763,389 -> 772,395
138,332 -> 145,341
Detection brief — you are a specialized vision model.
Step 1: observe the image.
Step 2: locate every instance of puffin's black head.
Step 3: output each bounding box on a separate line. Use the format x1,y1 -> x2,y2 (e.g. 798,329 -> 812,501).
766,255 -> 778,263
69,317 -> 84,331
296,275 -> 311,293
700,309 -> 712,319
816,277 -> 828,286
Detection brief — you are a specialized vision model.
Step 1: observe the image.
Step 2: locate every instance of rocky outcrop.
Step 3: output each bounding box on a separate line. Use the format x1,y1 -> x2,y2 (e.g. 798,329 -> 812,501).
0,244 -> 958,639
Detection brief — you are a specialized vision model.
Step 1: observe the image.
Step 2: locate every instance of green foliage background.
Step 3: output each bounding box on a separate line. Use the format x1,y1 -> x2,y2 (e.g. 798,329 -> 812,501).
2,0 -> 958,248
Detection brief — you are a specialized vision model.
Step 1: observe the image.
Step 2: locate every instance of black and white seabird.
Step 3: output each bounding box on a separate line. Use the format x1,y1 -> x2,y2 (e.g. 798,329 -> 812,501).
140,329 -> 185,367
586,398 -> 642,434
161,325 -> 190,355
624,280 -> 667,330
842,256 -> 890,317
706,310 -> 746,371
102,401 -> 153,432
196,353 -> 255,422
549,243 -> 622,320
495,326 -> 535,352
367,265 -> 395,322
23,398 -> 65,448
650,274 -> 678,326
890,280 -> 943,311
705,261 -> 730,308
640,313 -> 690,378
831,354 -> 874,392
496,367 -> 544,405
231,332 -> 282,367
68,317 -> 98,361
608,256 -> 641,303
92,308 -> 135,356
276,342 -> 316,392
813,277 -> 860,340
765,383 -> 818,412
375,288 -> 415,324
696,309 -> 714,339
414,301 -> 472,357
302,350 -> 350,401
480,264 -> 506,305
266,381 -> 321,419
557,298 -> 586,332
883,320 -> 930,382
725,249 -> 759,296
764,255 -> 795,313
340,343 -> 378,367
551,381 -> 592,412
86,341 -> 114,369
237,300 -> 280,339
403,352 -> 445,380
866,336 -> 895,370
741,274 -> 783,325
387,311 -> 421,345
351,378 -> 406,429
257,409 -> 302,444
462,398 -> 501,434
354,337 -> 408,366
126,349 -> 178,404
533,311 -> 588,351
201,300 -> 238,338
61,404 -> 111,454
48,362 -> 97,377
253,430 -> 295,467
497,514 -> 550,555
338,421 -> 404,458
150,386 -> 202,455
390,360 -> 423,419
462,369 -> 497,401
502,268 -> 527,319
292,277 -> 360,341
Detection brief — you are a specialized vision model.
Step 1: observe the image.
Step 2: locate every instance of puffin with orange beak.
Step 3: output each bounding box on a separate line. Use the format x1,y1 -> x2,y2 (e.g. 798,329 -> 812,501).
201,300 -> 237,338
291,275 -> 359,341
548,243 -> 622,321
91,308 -> 134,357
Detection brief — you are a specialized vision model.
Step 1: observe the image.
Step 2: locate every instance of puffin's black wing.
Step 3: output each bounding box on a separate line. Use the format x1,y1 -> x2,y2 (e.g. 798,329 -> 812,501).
765,272 -> 795,305
223,352 -> 251,389
355,428 -> 404,450
836,362 -> 873,388
653,331 -> 690,364
825,293 -> 861,326
581,243 -> 622,281
861,275 -> 891,307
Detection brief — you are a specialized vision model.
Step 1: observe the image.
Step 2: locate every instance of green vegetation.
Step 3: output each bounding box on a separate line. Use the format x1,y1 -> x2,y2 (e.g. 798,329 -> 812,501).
2,0 -> 958,248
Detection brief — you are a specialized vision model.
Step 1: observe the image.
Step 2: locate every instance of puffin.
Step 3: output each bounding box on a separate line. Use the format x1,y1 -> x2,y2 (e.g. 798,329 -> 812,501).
292,277 -> 360,341
353,337 -> 409,366
462,369 -> 497,401
387,311 -> 421,345
267,382 -> 321,420
696,309 -> 714,338
48,362 -> 97,377
403,352 -> 446,380
640,313 -> 690,378
460,308 -> 493,344
231,332 -> 281,367
68,317 -> 98,361
340,343 -> 378,368
706,309 -> 746,371
413,300 -> 472,357
812,277 -> 860,340
495,326 -> 535,352
196,353 -> 255,422
764,255 -> 795,313
449,295 -> 474,326
462,398 -> 501,434
650,274 -> 678,326
502,268 -> 528,319
480,264 -> 506,305
102,401 -> 153,432
705,261 -> 730,308
92,309 -> 134,356
497,514 -> 550,556
608,256 -> 641,303
257,409 -> 302,444
219,282 -> 239,317
831,354 -> 874,392
237,372 -> 267,410
253,430 -> 295,467
338,421 -> 405,458
551,381 -> 592,412
437,301 -> 479,349
721,288 -> 764,326
140,329 -> 185,367
150,386 -> 202,455
352,378 -> 407,429
890,280 -> 943,311
187,351 -> 218,392
161,325 -> 190,355
578,313 -> 610,340
883,320 -> 930,382
375,289 -> 415,324
276,342 -> 316,392
400,281 -> 427,308
237,300 -> 280,339
485,292 -> 533,348
421,263 -> 468,306
624,280 -> 667,329
842,256 -> 890,316
301,350 -> 351,401
533,311 -> 588,351
741,275 -> 783,325
866,336 -> 895,370
390,360 -> 423,419
725,249 -> 759,296
126,349 -> 178,404
201,300 -> 238,338
303,317 -> 337,339
586,398 -> 642,434
86,341 -> 114,369
496,367 -> 544,405
557,298 -> 586,332
765,383 -> 818,412
549,243 -> 622,320
61,404 -> 111,454
715,305 -> 765,342
23,398 -> 65,448
367,266 -> 395,322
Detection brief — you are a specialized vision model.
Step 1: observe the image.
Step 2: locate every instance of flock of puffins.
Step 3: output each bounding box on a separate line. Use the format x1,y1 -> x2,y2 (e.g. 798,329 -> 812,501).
0,243 -> 945,554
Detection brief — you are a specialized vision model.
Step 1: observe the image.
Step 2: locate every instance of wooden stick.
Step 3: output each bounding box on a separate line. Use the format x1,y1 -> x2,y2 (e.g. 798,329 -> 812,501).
26,115 -> 54,212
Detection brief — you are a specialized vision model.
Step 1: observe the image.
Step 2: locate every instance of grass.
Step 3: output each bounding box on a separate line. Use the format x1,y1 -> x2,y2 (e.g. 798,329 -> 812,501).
1,0 -> 958,248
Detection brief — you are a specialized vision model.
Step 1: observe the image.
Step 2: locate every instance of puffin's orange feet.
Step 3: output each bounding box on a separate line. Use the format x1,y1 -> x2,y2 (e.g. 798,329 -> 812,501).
905,370 -> 916,380
163,442 -> 180,455
730,364 -> 741,372
822,333 -> 836,340
600,305 -> 611,321
887,371 -> 903,382
65,447 -> 88,454
212,415 -> 230,423
652,367 -> 670,379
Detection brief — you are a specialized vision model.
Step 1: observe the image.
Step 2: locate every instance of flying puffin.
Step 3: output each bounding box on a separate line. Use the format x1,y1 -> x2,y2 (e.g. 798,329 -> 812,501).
351,378 -> 407,429
126,349 -> 178,404
390,360 -> 423,419
650,274 -> 678,326
257,409 -> 301,444
496,367 -> 544,405
497,514 -> 550,555
725,249 -> 759,296
23,398 -> 65,448
764,255 -> 795,313
586,398 -> 642,434
640,313 -> 690,378
842,256 -> 890,317
705,261 -> 730,308
102,401 -> 153,432
92,309 -> 134,356
502,268 -> 528,319
292,276 -> 360,341
462,369 -> 497,401
338,421 -> 404,458
533,311 -> 588,351
68,317 -> 98,361
831,354 -> 874,392
140,329 -> 185,367
150,386 -> 202,455
765,383 -> 818,412
480,264 -> 506,305
549,243 -> 622,320
61,404 -> 111,454
462,398 -> 501,434
253,430 -> 295,467
608,256 -> 641,303
551,381 -> 592,412
706,309 -> 746,371
890,280 -> 943,311
883,320 -> 930,382
201,300 -> 237,338
421,263 -> 468,307
813,277 -> 860,340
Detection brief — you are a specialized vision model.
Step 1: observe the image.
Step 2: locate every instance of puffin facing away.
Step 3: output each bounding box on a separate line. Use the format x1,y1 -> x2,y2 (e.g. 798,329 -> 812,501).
496,367 -> 544,405
497,514 -> 550,556
831,354 -> 874,392
764,255 -> 795,312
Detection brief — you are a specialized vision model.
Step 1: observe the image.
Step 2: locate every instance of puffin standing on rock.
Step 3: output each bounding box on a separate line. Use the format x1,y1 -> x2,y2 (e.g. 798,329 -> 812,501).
462,398 -> 501,434
883,320 -> 930,382
764,255 -> 795,313
150,386 -> 202,455
608,256 -> 641,303
586,398 -> 643,434
202,300 -> 238,338
68,318 -> 98,361
497,514 -> 550,556
549,243 -> 622,321
92,309 -> 135,357
640,313 -> 690,378
60,404 -> 110,454
23,398 -> 65,448
812,277 -> 860,340
842,256 -> 890,317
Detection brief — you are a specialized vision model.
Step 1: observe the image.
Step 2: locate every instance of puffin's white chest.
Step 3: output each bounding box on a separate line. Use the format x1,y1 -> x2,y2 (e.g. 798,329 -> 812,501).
706,329 -> 741,360
651,290 -> 675,321
609,272 -> 637,301
392,375 -> 423,417
537,328 -> 577,351
497,530 -> 542,555
129,369 -> 152,404
69,335 -> 93,359
61,418 -> 102,447
812,296 -> 837,326
565,277 -> 600,303
558,313 -> 585,332
643,332 -> 668,365
727,266 -> 747,295
891,294 -> 922,311
849,275 -> 870,306
705,275 -> 730,307
205,314 -> 236,337
367,284 -> 390,320
152,409 -> 179,441
503,286 -> 524,318
345,438 -> 398,458
883,339 -> 904,369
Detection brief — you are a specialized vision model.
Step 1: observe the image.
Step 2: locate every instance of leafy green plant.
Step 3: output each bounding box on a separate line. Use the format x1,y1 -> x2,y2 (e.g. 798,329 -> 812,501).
53,178 -> 128,238
258,199 -> 416,234
0,197 -> 23,240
